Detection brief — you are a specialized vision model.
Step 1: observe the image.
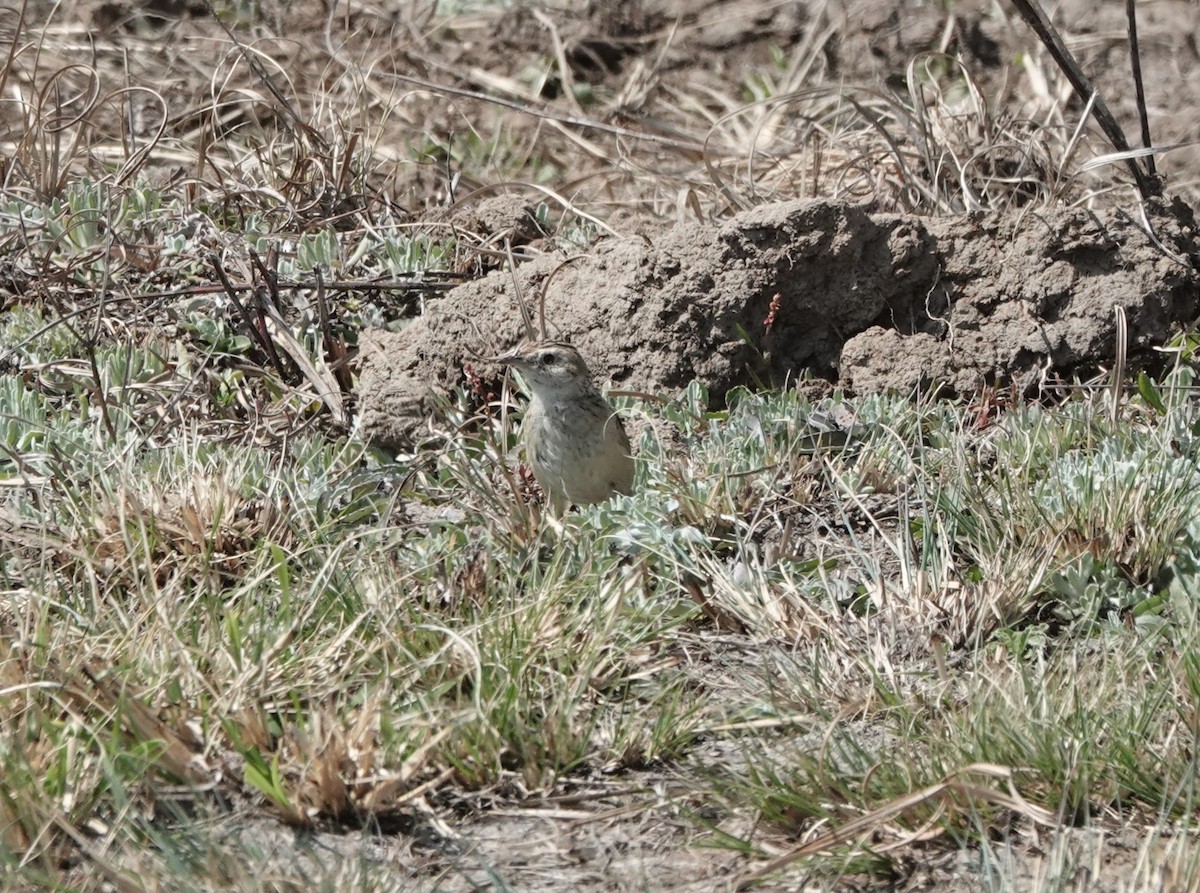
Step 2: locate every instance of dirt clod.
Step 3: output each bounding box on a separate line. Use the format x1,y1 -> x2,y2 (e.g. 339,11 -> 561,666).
359,198 -> 1200,450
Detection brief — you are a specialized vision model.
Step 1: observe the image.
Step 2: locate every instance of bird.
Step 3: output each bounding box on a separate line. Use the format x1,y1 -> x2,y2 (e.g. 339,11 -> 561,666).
491,340 -> 635,512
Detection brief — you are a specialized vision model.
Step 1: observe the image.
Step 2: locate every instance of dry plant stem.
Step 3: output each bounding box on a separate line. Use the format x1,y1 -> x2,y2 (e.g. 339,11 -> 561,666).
531,7 -> 584,117
86,259 -> 118,442
209,253 -> 282,372
202,0 -> 314,142
1125,0 -> 1156,181
735,764 -> 1059,889
113,85 -> 166,186
1111,303 -> 1127,423
1006,0 -> 1157,199
504,237 -> 538,341
314,267 -> 353,397
0,0 -> 25,102
387,71 -> 714,156
248,247 -> 297,378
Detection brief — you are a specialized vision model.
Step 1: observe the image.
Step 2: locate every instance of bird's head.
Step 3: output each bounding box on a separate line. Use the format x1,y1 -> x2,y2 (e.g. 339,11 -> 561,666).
491,340 -> 595,399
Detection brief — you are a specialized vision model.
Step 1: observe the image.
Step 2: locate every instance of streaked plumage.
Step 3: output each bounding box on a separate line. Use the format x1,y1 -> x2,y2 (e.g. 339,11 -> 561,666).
492,341 -> 634,511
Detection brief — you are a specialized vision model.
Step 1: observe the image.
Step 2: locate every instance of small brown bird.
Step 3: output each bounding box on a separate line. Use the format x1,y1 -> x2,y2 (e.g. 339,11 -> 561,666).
492,340 -> 635,511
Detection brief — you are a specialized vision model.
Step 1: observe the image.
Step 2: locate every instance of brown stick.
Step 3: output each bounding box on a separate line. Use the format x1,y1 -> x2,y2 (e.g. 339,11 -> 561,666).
1125,0 -> 1157,181
1007,0 -> 1158,199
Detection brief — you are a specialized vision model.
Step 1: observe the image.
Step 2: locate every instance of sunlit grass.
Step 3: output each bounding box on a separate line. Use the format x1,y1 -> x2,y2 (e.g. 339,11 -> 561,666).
1,0 -> 1197,888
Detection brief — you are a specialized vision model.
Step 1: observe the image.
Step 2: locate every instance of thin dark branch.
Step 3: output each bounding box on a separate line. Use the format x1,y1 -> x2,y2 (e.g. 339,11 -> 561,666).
86,263 -> 118,442
313,266 -> 352,395
0,276 -> 454,367
314,265 -> 332,367
1125,0 -> 1157,181
247,247 -> 296,380
209,254 -> 284,373
1007,0 -> 1158,199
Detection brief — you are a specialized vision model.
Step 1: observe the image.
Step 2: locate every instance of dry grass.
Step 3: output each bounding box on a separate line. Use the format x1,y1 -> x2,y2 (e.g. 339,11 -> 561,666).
2,1 -> 1199,891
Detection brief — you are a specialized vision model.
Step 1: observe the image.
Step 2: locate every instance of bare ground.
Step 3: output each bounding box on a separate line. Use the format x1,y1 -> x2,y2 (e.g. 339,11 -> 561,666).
8,0 -> 1200,889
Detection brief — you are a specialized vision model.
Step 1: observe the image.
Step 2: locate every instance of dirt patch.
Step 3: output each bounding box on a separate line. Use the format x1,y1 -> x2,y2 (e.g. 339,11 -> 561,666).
187,790 -> 742,893
359,198 -> 1200,450
11,0 -> 1200,889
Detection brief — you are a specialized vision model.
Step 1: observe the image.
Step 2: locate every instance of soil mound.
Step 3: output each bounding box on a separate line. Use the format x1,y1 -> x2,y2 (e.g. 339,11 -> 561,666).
359,198 -> 1199,451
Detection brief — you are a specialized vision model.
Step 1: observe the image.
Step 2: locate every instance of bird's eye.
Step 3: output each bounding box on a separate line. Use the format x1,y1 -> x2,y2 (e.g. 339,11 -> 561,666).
541,352 -> 558,366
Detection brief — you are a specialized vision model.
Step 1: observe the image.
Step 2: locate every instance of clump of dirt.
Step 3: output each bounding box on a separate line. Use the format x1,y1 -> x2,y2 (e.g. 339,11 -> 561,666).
844,198 -> 1200,394
358,198 -> 1200,451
